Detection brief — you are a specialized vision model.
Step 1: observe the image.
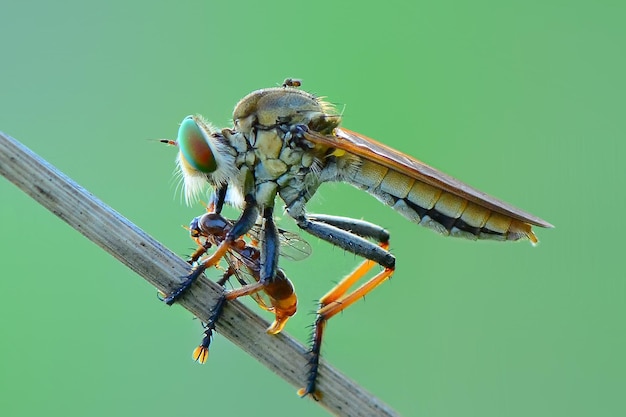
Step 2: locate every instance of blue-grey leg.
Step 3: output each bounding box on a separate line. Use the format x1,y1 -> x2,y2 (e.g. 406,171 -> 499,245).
293,213 -> 396,398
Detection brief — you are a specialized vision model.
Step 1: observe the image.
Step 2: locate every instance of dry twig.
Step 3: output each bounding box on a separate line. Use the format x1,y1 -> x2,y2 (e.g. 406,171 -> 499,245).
0,131 -> 400,417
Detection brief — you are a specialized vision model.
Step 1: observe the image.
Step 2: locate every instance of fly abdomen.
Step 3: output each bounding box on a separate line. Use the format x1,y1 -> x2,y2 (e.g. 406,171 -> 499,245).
347,159 -> 537,243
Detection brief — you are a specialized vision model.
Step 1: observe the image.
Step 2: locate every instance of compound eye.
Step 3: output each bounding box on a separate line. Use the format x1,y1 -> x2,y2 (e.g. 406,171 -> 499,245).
177,116 -> 217,173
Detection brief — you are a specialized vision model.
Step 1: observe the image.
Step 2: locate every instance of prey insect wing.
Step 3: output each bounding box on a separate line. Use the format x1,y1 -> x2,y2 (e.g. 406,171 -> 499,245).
247,223 -> 312,262
220,240 -> 274,312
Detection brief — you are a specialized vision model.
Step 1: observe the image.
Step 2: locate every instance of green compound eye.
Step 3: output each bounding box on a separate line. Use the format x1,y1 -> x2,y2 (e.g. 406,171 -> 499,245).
177,116 -> 217,173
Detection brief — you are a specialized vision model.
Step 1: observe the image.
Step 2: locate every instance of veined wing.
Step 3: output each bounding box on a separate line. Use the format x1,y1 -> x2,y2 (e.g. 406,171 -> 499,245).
304,127 -> 553,229
221,248 -> 273,312
247,224 -> 312,261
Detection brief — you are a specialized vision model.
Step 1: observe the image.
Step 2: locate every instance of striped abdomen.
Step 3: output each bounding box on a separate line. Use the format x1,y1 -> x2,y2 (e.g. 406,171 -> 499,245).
346,159 -> 538,243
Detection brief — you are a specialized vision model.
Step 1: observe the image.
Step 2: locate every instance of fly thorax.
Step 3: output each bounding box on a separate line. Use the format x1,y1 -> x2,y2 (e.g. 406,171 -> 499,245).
233,87 -> 330,133
229,125 -> 311,208
228,87 -> 351,211
253,130 -> 289,181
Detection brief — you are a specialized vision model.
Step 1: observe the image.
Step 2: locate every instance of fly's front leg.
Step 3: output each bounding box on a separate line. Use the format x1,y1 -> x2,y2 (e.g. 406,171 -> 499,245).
193,269 -> 296,364
163,194 -> 259,305
187,203 -> 282,364
207,185 -> 228,214
259,205 -> 280,283
294,214 -> 395,399
192,269 -> 232,364
193,205 -> 281,343
193,210 -> 295,363
191,262 -> 241,364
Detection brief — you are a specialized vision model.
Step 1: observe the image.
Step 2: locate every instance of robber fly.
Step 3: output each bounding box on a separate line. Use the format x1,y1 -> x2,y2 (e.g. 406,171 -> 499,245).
162,80 -> 553,398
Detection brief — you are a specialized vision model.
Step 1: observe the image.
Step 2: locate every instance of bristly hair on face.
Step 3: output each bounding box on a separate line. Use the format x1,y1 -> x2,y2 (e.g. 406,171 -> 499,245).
176,115 -> 238,206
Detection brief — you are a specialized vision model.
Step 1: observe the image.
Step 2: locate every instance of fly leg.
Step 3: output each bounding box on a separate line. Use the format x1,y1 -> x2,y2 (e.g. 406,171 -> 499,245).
192,206 -> 295,361
191,264 -> 249,365
194,227 -> 295,363
207,185 -> 228,214
294,214 -> 395,399
258,205 -> 280,284
193,269 -> 296,363
191,266 -> 233,363
163,194 -> 259,305
221,204 -> 295,333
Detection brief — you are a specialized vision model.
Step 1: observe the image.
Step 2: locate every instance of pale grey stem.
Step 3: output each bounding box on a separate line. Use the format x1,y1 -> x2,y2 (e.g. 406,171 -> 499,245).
0,131 -> 400,417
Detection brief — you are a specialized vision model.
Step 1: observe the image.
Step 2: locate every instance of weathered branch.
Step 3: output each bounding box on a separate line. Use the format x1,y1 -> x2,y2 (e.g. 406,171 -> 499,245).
0,131 -> 400,417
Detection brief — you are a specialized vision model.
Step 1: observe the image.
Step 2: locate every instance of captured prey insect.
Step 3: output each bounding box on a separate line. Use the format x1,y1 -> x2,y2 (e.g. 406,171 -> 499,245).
180,210 -> 309,364
162,80 -> 553,398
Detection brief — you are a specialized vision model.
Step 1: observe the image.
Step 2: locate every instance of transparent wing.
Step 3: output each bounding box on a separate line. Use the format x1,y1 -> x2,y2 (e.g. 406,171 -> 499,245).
247,224 -> 312,261
222,250 -> 273,312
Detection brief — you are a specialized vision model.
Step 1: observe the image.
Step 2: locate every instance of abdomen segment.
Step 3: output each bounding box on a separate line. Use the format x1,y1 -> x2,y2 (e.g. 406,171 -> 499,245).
347,159 -> 538,243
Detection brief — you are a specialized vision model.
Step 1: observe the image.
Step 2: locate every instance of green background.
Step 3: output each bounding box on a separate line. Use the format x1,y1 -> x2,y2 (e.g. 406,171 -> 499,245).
1,1 -> 624,416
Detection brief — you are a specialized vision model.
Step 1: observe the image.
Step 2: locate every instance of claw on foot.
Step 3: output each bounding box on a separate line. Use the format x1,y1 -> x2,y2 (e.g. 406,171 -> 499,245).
297,387 -> 322,401
192,345 -> 209,363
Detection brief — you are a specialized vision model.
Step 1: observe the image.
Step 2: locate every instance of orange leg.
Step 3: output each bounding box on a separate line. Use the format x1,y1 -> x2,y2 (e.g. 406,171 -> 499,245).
187,236 -> 210,265
319,242 -> 390,305
217,271 -> 297,334
298,243 -> 395,400
293,214 -> 396,399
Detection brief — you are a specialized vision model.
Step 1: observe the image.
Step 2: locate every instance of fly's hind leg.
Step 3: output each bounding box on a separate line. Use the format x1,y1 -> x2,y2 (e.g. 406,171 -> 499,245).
294,214 -> 396,399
